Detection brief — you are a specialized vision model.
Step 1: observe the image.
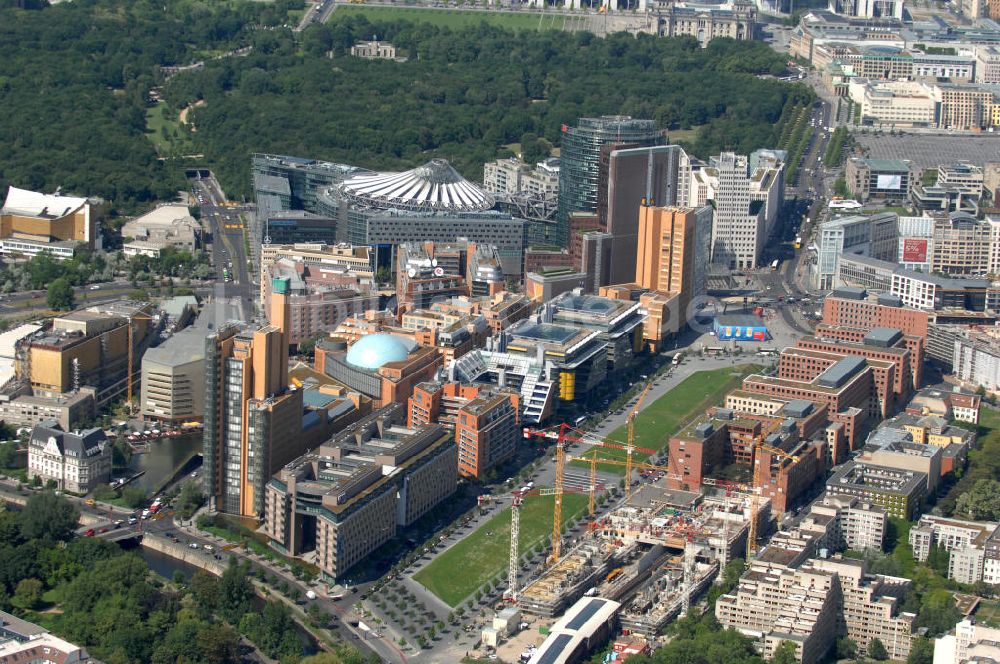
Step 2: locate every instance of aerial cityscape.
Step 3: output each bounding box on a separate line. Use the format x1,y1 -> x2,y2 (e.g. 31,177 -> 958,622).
3,0 -> 1000,662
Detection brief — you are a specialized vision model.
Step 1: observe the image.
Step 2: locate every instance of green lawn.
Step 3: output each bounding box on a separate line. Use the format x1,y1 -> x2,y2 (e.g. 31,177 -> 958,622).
332,5 -> 585,30
145,101 -> 193,156
977,600 -> 1000,628
574,364 -> 762,473
413,493 -> 588,607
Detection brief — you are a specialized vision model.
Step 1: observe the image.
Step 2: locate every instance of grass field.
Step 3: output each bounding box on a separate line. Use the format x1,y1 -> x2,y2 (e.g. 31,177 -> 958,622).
145,101 -> 193,156
332,5 -> 587,30
977,600 -> 1000,628
573,364 -> 762,473
413,493 -> 589,607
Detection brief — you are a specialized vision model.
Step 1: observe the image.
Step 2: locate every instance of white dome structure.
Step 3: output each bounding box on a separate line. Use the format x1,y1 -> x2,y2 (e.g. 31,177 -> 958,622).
344,334 -> 417,370
338,159 -> 495,213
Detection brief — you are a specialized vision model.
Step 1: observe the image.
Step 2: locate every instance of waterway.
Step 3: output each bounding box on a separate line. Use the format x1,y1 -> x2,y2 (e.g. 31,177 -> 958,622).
126,432 -> 202,493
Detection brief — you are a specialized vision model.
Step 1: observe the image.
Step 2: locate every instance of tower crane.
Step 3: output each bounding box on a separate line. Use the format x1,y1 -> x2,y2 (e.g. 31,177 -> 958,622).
505,489 -> 524,603
625,382 -> 655,498
127,311 -> 154,416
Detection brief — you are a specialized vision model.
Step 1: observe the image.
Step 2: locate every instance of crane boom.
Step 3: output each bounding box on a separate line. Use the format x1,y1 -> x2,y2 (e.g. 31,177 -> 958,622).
625,382 -> 655,499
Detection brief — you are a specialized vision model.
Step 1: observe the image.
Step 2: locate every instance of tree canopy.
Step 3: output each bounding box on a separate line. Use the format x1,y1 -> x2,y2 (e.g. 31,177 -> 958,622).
167,18 -> 813,198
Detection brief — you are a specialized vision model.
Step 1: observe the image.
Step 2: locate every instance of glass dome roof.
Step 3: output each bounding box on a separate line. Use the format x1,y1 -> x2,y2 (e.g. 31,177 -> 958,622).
344,334 -> 416,370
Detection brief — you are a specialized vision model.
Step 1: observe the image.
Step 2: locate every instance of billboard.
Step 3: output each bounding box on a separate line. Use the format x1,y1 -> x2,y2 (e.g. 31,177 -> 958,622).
715,322 -> 770,342
876,174 -> 903,190
902,238 -> 928,263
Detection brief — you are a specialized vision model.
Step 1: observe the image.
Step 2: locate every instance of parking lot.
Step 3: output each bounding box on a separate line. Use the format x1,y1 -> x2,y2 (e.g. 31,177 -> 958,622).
854,132 -> 1000,170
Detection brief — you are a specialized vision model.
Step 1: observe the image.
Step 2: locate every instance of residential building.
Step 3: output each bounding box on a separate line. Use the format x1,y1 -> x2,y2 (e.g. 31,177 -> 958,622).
908,515 -> 1000,583
262,263 -> 377,347
263,405 -> 457,581
845,158 -> 914,202
456,391 -> 518,479
557,116 -> 663,247
930,213 -> 991,276
803,493 -> 888,552
814,212 -> 897,290
27,421 -> 111,493
953,327 -> 1000,392
822,288 -> 930,337
141,325 -> 207,424
935,619 -> 1000,664
860,438 -> 942,491
834,254 -> 993,312
0,186 -> 97,259
717,557 -> 915,664
483,157 -> 559,198
0,389 -> 95,431
827,461 -> 927,519
696,151 -> 785,270
655,1 -> 757,43
121,204 -> 201,252
977,45 -> 1000,84
0,611 -> 92,663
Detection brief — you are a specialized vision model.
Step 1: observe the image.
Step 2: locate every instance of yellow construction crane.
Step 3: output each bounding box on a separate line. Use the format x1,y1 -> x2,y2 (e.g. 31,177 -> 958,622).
746,434 -> 800,561
625,382 -> 655,498
127,312 -> 153,415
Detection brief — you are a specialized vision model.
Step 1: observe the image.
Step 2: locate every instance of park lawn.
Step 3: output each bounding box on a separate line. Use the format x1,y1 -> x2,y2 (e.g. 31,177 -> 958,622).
145,101 -> 193,155
574,364 -> 762,474
977,600 -> 1000,628
413,493 -> 588,607
332,5 -> 581,30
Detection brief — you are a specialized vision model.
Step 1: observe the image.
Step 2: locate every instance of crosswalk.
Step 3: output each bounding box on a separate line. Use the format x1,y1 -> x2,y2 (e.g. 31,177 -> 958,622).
563,471 -> 605,493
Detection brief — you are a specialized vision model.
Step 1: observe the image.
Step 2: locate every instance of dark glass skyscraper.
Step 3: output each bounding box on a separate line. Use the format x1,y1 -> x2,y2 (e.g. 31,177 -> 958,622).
556,116 -> 663,247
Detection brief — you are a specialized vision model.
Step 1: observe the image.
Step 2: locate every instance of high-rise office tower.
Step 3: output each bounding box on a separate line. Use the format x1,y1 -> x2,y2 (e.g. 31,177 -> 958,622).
634,205 -> 712,319
203,281 -> 307,517
604,145 -> 692,286
557,116 -> 663,247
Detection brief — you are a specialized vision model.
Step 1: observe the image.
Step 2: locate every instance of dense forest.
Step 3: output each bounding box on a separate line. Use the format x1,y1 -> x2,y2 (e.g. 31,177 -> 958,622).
173,18 -> 814,197
0,0 -> 812,210
0,0 -> 298,212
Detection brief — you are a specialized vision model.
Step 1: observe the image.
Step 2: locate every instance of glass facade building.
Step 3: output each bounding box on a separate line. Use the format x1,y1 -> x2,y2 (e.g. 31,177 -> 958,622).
556,116 -> 663,247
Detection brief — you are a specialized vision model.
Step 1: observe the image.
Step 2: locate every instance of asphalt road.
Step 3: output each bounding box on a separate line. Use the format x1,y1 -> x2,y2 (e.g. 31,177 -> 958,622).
189,175 -> 255,323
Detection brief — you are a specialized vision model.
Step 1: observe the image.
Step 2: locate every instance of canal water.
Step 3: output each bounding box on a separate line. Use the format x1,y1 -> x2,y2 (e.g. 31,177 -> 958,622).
126,432 -> 202,493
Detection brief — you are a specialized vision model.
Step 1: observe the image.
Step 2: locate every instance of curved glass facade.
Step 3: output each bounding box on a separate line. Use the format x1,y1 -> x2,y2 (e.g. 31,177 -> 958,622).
556,116 -> 663,247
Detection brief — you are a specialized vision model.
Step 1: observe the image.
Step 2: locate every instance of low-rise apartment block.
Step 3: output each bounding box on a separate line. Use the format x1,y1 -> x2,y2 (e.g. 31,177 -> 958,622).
827,461 -> 926,519
909,515 -> 1000,584
718,556 -> 915,664
264,405 -> 457,580
935,619 -> 1000,664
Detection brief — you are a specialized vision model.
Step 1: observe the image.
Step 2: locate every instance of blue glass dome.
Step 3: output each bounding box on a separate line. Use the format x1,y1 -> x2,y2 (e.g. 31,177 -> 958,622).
344,334 -> 415,370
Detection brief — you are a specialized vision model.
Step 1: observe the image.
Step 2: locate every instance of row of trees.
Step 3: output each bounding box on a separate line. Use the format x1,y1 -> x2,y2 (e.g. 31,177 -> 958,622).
166,19 -> 814,198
